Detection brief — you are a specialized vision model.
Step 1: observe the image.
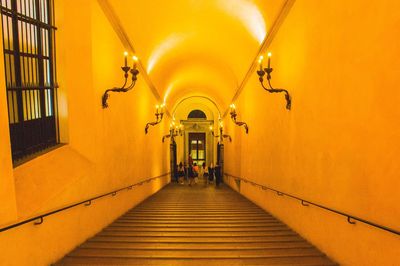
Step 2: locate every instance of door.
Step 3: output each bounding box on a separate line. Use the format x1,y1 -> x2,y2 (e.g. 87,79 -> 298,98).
189,133 -> 206,166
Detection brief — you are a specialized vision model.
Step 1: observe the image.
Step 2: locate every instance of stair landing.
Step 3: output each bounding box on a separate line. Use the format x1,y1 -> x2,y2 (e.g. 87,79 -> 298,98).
56,181 -> 336,265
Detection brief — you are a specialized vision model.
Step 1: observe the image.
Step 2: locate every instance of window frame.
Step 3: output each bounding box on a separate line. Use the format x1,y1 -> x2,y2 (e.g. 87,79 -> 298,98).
0,0 -> 59,162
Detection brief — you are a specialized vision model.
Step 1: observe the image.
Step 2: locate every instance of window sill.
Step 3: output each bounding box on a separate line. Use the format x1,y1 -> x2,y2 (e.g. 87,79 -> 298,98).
13,143 -> 66,168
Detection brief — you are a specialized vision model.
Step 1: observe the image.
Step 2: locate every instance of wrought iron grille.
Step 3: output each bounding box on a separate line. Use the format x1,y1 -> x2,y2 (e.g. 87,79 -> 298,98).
0,0 -> 58,161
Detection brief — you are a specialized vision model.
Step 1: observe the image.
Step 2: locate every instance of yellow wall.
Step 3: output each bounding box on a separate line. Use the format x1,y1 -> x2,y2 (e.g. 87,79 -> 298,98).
224,1 -> 400,265
0,22 -> 17,225
0,0 -> 170,265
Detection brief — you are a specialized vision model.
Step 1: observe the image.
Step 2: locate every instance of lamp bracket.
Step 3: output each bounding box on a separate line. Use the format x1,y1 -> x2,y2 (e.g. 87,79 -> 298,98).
257,67 -> 291,110
102,67 -> 139,109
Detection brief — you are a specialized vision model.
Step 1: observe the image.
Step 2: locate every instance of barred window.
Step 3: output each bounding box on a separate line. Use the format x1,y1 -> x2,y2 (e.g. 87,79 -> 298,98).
1,0 -> 58,162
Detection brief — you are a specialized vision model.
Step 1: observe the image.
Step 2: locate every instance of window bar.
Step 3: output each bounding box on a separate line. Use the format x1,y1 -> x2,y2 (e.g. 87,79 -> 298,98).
10,0 -> 24,158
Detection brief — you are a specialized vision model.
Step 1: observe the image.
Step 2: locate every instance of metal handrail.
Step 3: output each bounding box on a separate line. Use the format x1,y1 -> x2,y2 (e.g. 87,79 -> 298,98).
224,173 -> 400,236
0,173 -> 169,233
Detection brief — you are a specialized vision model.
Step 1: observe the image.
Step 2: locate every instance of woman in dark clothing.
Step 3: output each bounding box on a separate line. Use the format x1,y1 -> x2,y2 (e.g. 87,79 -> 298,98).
208,163 -> 214,184
214,164 -> 221,186
188,164 -> 195,186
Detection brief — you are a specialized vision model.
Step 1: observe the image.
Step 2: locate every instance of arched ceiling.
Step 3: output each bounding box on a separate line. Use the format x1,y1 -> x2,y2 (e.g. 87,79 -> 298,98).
105,0 -> 286,111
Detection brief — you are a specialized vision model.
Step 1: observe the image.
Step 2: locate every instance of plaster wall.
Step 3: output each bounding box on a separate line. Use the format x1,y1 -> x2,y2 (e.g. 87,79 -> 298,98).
224,1 -> 400,265
0,1 -> 169,265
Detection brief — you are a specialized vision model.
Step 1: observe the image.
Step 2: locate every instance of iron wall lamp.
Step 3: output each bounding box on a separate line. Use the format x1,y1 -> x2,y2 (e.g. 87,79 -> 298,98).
209,122 -> 232,142
257,52 -> 291,110
162,123 -> 183,142
229,104 -> 249,134
145,104 -> 165,134
102,53 -> 140,108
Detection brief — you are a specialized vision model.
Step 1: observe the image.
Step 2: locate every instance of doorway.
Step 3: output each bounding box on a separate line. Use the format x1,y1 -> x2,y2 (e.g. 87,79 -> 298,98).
189,133 -> 206,166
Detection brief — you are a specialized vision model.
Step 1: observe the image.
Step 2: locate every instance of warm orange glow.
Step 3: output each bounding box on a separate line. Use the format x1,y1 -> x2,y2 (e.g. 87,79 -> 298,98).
258,55 -> 264,64
216,0 -> 266,43
267,52 -> 272,57
107,0 -> 285,109
132,55 -> 138,61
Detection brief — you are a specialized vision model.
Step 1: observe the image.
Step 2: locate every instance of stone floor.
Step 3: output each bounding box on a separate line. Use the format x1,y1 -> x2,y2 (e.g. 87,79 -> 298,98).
56,180 -> 337,265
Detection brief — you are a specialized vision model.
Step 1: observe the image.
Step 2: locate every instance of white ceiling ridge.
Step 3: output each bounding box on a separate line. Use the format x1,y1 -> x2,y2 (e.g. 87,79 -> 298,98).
97,0 -> 172,118
222,0 -> 296,118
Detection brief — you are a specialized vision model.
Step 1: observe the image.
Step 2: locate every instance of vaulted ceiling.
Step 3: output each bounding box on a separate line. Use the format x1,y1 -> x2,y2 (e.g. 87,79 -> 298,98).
103,0 -> 286,111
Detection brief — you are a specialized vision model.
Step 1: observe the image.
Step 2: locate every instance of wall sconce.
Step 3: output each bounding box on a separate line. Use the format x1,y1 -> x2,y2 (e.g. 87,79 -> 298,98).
102,52 -> 140,108
229,104 -> 249,134
257,52 -> 291,110
209,122 -> 232,142
145,104 -> 165,134
162,123 -> 183,142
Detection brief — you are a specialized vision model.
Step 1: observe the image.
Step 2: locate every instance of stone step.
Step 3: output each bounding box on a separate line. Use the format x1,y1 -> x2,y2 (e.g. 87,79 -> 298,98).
67,247 -> 323,258
80,241 -> 312,250
104,226 -> 289,232
97,230 -> 297,237
89,235 -> 306,243
58,256 -> 337,266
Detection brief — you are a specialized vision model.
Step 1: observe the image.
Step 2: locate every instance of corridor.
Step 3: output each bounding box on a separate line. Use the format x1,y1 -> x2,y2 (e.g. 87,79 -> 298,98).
0,0 -> 399,265
57,183 -> 335,265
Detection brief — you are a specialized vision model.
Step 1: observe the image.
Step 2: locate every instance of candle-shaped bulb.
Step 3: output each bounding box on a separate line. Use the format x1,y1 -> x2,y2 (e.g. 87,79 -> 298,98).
209,126 -> 213,131
124,51 -> 128,67
259,55 -> 264,71
155,105 -> 159,114
132,55 -> 138,69
267,52 -> 272,68
230,103 -> 236,114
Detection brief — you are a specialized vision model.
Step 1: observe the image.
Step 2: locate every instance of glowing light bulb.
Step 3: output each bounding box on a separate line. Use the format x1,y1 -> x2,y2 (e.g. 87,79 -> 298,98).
124,51 -> 128,67
267,52 -> 272,68
258,55 -> 264,70
132,55 -> 138,69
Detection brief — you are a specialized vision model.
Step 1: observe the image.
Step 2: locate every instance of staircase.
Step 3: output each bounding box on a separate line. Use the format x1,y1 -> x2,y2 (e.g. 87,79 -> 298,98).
56,181 -> 336,265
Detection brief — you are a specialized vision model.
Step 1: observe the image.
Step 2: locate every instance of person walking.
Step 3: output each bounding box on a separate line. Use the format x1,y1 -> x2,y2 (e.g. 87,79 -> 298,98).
202,162 -> 209,185
177,162 -> 185,185
214,163 -> 221,187
193,163 -> 199,184
208,163 -> 214,185
188,164 -> 195,186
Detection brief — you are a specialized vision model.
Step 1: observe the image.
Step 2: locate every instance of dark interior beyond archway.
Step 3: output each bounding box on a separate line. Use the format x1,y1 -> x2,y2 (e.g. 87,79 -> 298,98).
187,110 -> 207,119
